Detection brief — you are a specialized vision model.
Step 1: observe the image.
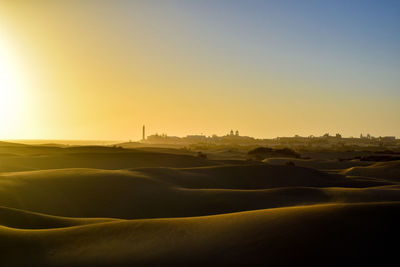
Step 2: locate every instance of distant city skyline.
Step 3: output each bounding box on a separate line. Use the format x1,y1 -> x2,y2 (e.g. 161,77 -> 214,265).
143,129 -> 398,139
3,127 -> 399,142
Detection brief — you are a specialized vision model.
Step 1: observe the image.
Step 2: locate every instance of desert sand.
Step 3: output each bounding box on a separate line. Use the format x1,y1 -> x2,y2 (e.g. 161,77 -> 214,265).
1,141 -> 400,265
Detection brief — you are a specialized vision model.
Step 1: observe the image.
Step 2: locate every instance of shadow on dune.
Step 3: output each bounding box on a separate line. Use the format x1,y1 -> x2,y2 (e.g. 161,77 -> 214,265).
0,165 -> 397,219
1,202 -> 399,266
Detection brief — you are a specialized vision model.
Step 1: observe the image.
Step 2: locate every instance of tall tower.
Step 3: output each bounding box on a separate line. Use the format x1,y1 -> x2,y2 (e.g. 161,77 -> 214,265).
142,125 -> 146,141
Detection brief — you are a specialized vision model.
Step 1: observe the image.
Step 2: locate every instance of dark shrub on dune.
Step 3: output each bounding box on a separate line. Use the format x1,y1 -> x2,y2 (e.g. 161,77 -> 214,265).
197,151 -> 207,159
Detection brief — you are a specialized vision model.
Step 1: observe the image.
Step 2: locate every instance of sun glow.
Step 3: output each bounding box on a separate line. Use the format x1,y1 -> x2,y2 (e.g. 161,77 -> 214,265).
0,29 -> 25,138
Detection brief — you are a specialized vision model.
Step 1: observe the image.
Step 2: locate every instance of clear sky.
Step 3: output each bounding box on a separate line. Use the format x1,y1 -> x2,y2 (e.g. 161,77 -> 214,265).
0,0 -> 399,140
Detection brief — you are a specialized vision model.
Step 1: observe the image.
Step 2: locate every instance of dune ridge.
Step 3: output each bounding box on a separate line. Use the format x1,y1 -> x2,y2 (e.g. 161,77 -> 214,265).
0,206 -> 118,229
0,166 -> 398,220
342,160 -> 400,181
0,145 -> 219,172
1,202 -> 399,266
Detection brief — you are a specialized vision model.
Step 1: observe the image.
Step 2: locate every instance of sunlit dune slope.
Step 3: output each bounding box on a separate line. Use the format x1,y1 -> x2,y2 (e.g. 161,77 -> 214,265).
0,141 -> 31,148
0,145 -> 218,172
1,202 -> 399,266
0,166 -> 396,219
263,157 -> 372,170
135,164 -> 388,189
0,206 -> 117,229
342,160 -> 400,181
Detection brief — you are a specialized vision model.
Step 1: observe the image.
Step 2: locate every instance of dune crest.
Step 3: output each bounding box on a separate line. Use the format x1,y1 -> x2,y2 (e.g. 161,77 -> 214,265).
1,202 -> 399,266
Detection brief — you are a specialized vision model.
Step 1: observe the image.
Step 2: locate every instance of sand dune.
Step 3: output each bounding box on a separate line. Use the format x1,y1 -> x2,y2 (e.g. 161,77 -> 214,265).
0,166 -> 397,219
1,143 -> 399,265
135,164 -> 388,189
263,157 -> 372,170
0,141 -> 32,148
0,147 -> 218,172
342,160 -> 400,181
0,206 -> 117,229
1,202 -> 399,266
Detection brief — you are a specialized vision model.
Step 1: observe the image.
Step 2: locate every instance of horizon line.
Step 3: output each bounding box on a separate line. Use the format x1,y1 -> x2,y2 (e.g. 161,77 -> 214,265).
2,133 -> 398,143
